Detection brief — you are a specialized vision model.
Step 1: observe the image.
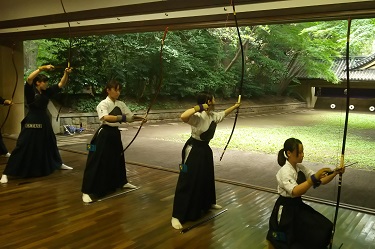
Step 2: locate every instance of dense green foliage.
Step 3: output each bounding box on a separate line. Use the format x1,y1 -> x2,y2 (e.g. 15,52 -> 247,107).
25,19 -> 375,112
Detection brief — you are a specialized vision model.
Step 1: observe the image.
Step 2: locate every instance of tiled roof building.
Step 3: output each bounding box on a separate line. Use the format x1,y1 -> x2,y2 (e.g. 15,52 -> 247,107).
333,53 -> 375,81
298,53 -> 375,111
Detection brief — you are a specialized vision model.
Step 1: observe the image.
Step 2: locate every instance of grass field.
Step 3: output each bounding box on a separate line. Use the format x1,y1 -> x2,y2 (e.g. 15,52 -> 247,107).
178,111 -> 375,170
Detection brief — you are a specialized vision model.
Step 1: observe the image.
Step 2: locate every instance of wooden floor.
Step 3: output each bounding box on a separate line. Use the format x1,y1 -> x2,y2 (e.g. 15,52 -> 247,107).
1,148 -> 375,249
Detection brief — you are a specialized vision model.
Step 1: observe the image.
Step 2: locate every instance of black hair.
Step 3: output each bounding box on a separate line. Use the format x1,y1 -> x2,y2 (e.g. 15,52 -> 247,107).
277,138 -> 302,166
104,79 -> 122,95
196,92 -> 213,105
32,74 -> 49,85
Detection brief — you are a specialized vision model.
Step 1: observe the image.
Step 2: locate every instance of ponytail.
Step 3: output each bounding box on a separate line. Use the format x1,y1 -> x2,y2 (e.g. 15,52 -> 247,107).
277,138 -> 302,166
277,149 -> 287,166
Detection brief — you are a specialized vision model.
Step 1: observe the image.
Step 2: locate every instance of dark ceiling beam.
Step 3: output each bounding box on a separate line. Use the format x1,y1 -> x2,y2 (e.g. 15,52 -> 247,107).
0,1 -> 374,41
0,0 -> 277,28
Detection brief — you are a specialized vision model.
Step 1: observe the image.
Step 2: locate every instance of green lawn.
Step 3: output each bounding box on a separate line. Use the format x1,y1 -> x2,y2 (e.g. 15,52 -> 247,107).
178,112 -> 375,170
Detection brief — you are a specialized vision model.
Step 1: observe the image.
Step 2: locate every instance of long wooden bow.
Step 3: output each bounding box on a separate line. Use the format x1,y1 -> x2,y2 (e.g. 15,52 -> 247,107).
0,42 -> 19,130
123,27 -> 169,152
220,0 -> 244,161
329,18 -> 352,249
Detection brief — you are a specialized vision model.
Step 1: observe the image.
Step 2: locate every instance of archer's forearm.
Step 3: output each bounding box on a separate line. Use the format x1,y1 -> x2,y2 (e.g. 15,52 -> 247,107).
27,68 -> 42,85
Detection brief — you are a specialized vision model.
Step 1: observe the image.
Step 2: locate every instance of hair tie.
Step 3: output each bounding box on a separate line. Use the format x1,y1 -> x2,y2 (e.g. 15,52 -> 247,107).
284,150 -> 288,159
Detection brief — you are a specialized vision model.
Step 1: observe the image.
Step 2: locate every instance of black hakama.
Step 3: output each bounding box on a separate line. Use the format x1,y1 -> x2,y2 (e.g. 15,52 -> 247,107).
0,132 -> 9,155
267,172 -> 333,249
81,125 -> 128,197
3,84 -> 62,178
172,137 -> 216,223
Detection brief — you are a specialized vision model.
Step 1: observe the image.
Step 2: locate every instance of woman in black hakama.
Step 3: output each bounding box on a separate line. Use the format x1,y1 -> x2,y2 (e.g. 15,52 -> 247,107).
0,65 -> 72,184
171,92 -> 240,229
81,80 -> 146,203
267,138 -> 345,249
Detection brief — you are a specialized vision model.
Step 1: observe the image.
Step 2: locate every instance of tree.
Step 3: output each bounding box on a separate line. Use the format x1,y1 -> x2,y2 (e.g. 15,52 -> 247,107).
26,18 -> 375,107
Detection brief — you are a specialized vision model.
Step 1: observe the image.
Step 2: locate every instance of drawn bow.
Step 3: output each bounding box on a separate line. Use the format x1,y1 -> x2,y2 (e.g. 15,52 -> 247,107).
329,18 -> 352,249
0,42 -> 19,130
220,0 -> 244,161
123,27 -> 169,152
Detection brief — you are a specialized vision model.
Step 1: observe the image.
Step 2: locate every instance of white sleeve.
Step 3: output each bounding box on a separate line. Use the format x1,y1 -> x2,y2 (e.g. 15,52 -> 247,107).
96,100 -> 108,120
120,102 -> 134,122
212,111 -> 226,123
187,113 -> 201,127
277,168 -> 298,196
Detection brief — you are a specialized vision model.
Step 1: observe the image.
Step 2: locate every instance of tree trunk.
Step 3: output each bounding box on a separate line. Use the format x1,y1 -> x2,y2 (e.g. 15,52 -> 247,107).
225,39 -> 249,72
277,53 -> 305,96
224,26 -> 257,72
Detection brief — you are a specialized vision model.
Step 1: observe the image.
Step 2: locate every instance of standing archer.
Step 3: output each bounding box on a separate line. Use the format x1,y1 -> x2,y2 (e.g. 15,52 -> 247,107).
171,92 -> 240,229
81,79 -> 146,203
0,65 -> 73,184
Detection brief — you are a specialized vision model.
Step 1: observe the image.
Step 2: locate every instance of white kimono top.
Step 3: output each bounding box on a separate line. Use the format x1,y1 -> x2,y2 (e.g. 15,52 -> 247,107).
276,161 -> 315,197
187,110 -> 225,141
97,96 -> 134,127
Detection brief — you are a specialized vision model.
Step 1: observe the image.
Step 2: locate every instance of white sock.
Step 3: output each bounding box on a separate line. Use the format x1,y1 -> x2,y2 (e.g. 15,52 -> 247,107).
60,164 -> 73,170
5,153 -> 11,158
123,183 -> 137,189
211,204 -> 222,209
171,217 -> 183,230
0,174 -> 8,184
82,193 -> 92,203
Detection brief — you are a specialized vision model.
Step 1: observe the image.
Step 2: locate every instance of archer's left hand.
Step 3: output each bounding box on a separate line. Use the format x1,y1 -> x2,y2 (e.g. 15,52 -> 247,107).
335,166 -> 346,175
3,100 -> 13,106
326,166 -> 346,176
65,68 -> 72,74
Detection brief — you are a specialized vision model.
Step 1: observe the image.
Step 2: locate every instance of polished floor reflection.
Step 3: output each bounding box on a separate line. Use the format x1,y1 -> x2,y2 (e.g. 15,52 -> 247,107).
0,147 -> 374,249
